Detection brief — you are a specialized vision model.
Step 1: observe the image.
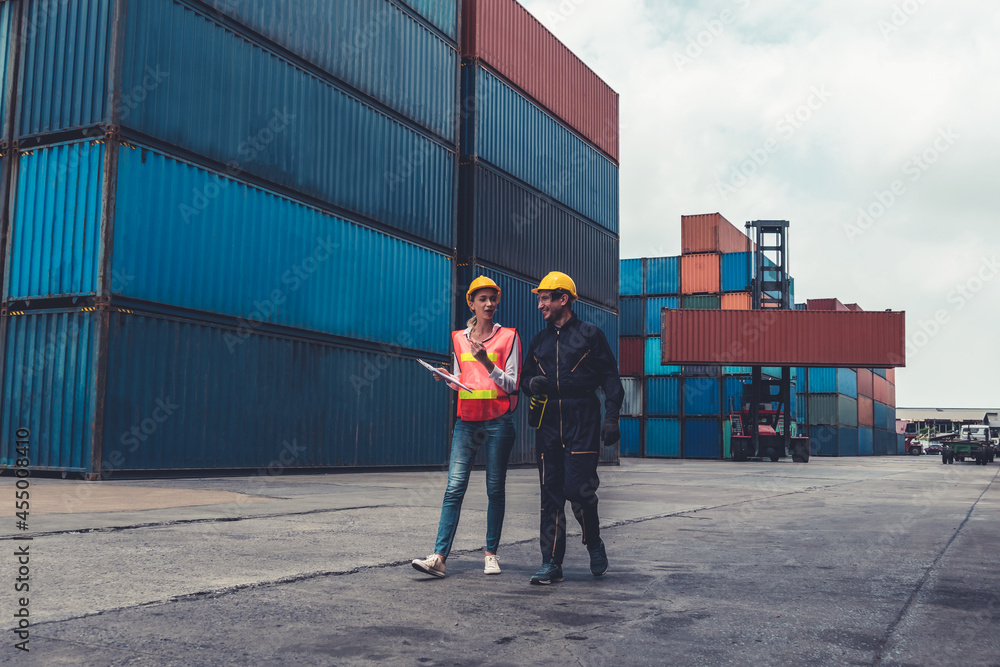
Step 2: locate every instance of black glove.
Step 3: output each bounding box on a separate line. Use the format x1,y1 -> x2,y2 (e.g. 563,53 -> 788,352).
601,419 -> 620,447
528,376 -> 551,395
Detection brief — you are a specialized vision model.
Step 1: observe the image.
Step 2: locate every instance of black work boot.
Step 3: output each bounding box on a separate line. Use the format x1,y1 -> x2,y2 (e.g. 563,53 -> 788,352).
588,540 -> 608,576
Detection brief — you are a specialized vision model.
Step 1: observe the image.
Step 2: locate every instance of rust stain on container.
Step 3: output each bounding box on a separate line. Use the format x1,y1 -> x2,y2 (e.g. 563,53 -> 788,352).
660,310 -> 906,368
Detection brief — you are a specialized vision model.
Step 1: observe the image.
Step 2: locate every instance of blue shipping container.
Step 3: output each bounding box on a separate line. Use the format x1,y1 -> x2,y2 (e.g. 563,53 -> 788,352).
461,64 -> 619,233
644,337 -> 681,376
646,418 -> 680,457
646,377 -> 680,416
838,368 -> 858,398
645,297 -> 679,336
684,377 -> 720,416
810,426 -> 859,457
620,259 -> 643,296
683,419 -> 721,458
620,297 -> 644,336
395,0 -> 458,40
720,252 -> 752,292
645,256 -> 680,295
620,418 -> 640,457
724,376 -> 749,414
459,161 -> 618,308
873,402 -> 889,432
874,429 -> 895,456
859,427 -> 874,456
807,368 -> 837,394
6,141 -> 454,356
1,309 -> 455,473
724,366 -> 751,375
204,0 -> 459,142
18,0 -> 457,247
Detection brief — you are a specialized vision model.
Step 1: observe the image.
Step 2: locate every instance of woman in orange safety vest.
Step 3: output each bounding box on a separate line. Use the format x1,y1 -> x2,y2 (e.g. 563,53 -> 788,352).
411,276 -> 520,579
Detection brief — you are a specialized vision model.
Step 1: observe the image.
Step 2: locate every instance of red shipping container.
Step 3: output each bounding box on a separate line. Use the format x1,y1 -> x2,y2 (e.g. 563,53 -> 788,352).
681,213 -> 753,254
856,368 -> 874,397
659,310 -> 906,367
857,396 -> 874,427
873,375 -> 890,404
888,382 -> 896,407
887,367 -> 895,384
807,298 -> 849,312
720,292 -> 751,310
462,0 -> 619,163
619,337 -> 644,375
680,253 -> 720,295
845,303 -> 863,312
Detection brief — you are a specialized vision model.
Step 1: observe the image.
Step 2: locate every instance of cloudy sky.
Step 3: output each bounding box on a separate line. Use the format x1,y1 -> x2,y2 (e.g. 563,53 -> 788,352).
520,0 -> 999,409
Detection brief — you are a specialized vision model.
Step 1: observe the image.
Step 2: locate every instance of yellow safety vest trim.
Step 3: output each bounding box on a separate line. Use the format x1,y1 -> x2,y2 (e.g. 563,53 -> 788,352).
459,390 -> 498,400
461,352 -> 499,362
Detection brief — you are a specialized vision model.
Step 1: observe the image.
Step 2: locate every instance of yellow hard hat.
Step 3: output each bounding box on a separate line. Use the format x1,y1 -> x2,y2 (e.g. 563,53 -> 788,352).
531,271 -> 577,299
466,276 -> 501,305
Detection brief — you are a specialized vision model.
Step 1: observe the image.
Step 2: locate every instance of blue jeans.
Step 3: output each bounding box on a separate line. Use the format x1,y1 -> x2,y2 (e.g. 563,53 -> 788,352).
434,415 -> 516,559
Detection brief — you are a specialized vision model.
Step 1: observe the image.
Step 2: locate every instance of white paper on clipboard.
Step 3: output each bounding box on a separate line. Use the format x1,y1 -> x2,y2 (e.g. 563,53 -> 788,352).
417,358 -> 474,393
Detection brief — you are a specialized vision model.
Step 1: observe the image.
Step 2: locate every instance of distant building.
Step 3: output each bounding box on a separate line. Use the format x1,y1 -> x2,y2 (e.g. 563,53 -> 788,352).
896,408 -> 1000,436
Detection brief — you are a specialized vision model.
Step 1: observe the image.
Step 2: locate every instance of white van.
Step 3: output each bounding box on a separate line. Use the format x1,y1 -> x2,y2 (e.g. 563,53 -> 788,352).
959,424 -> 1000,446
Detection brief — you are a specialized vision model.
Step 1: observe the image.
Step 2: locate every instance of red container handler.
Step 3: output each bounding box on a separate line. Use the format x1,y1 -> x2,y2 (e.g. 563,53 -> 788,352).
681,213 -> 753,254
659,310 -> 906,368
462,0 -> 619,163
619,337 -> 644,375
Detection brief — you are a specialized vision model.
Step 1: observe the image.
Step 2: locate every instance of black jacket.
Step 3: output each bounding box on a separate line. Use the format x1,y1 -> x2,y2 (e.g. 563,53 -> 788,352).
520,314 -> 624,421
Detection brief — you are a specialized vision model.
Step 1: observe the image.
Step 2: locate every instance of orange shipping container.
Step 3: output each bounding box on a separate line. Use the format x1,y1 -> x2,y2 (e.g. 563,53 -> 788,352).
856,368 -> 874,397
873,375 -> 890,404
857,396 -> 874,427
721,292 -> 751,310
681,213 -> 753,254
680,253 -> 720,295
887,367 -> 895,384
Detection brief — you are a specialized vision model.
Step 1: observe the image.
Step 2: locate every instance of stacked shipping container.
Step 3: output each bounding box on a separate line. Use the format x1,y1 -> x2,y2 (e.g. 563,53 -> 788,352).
796,300 -> 900,456
619,213 -> 785,458
2,0 -> 466,475
459,0 -> 620,465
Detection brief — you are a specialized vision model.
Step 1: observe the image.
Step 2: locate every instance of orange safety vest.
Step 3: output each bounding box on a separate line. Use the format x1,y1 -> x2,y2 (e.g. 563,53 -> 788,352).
451,327 -> 520,421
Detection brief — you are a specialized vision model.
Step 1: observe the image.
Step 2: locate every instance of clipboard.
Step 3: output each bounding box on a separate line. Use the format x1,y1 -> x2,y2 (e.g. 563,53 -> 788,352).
417,358 -> 474,393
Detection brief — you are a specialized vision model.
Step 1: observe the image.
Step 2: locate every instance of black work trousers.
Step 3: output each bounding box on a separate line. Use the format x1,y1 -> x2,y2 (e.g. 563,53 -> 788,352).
535,395 -> 602,565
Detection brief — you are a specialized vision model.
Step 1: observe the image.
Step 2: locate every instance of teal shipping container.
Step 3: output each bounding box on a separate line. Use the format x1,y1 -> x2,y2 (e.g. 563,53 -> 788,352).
644,337 -> 681,376
645,257 -> 679,295
620,259 -> 643,296
645,418 -> 680,457
645,297 -> 679,336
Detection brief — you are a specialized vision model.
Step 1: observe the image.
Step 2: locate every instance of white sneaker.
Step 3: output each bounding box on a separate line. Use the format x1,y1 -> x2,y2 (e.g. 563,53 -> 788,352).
412,554 -> 446,578
484,553 -> 501,575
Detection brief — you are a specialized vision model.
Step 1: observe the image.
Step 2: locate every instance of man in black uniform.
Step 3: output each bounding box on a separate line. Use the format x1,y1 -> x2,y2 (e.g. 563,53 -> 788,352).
521,271 -> 624,585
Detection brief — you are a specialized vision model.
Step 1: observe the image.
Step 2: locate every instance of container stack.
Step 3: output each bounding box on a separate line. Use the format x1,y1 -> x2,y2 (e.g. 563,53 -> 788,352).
619,213 -> 792,459
459,0 -> 620,465
795,300 -> 899,456
1,0 -> 462,475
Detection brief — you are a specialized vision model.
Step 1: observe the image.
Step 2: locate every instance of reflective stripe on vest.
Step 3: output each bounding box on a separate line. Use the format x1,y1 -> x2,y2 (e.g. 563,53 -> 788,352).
452,327 -> 519,421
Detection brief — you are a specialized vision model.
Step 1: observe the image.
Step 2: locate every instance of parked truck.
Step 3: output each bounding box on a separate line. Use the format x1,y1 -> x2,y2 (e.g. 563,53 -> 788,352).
940,425 -> 997,465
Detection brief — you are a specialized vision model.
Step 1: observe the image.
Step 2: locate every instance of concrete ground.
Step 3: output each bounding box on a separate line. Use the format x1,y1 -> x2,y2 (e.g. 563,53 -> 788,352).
0,456 -> 997,666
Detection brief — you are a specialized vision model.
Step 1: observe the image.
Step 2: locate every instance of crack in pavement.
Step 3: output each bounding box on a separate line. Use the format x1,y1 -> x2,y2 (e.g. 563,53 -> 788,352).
871,466 -> 999,665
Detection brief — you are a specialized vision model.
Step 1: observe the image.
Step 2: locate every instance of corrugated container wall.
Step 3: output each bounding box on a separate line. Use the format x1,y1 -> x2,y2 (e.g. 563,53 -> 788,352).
203,0 -> 459,142
683,377 -> 720,416
682,295 -> 721,309
721,292 -> 751,310
620,418 -> 640,456
398,0 -> 459,39
646,377 -> 680,416
0,0 -> 11,134
859,427 -> 874,455
620,297 -> 644,336
17,0 -> 457,248
683,419 -> 721,458
660,311 -> 906,368
681,213 -> 752,254
1,308 -> 454,472
646,297 -> 678,335
645,337 -> 681,376
645,418 -> 680,457
461,63 -> 618,234
620,377 -> 643,417
680,253 -> 720,295
620,259 -> 643,295
720,252 -> 752,292
5,141 -> 453,355
461,0 -> 618,162
645,257 -> 680,295
458,161 -> 617,307
619,337 -> 643,375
